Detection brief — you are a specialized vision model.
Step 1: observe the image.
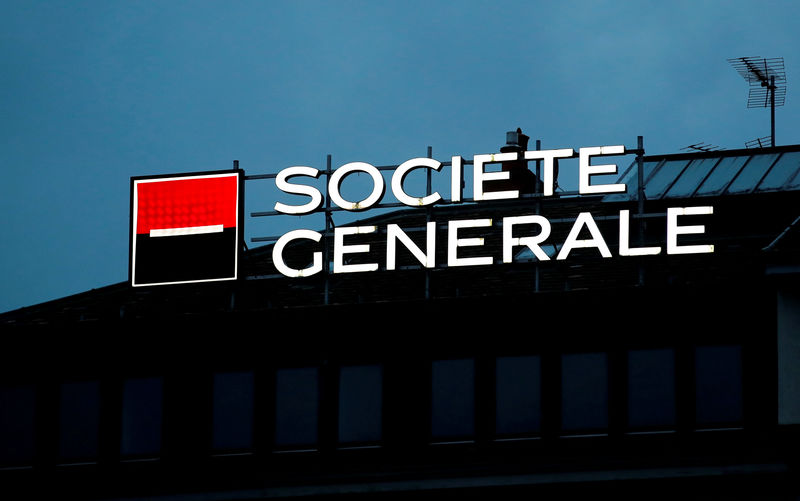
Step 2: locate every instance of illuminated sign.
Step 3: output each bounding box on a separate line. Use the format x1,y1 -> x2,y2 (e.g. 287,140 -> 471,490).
270,145 -> 715,277
272,207 -> 714,277
128,144 -> 715,285
130,171 -> 243,287
274,146 -> 628,215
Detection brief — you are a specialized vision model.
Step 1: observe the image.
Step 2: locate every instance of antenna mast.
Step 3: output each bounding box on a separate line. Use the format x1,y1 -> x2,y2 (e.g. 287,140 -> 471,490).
728,56 -> 787,147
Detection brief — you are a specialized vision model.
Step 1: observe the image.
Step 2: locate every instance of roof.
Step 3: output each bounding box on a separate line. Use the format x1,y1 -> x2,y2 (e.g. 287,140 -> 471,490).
605,144 -> 800,202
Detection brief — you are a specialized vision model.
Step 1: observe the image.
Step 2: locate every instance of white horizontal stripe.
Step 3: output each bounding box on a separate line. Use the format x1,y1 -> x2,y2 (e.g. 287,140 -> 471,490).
150,224 -> 224,237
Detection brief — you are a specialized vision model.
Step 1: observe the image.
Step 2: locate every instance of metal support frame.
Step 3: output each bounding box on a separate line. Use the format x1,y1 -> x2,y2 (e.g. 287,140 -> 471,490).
534,139 -> 542,294
636,136 -> 646,286
425,146 -> 433,300
771,75 -> 776,147
324,154 -> 332,305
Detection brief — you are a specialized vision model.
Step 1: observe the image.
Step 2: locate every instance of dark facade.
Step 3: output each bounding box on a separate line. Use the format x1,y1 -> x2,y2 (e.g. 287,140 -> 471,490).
2,144 -> 800,499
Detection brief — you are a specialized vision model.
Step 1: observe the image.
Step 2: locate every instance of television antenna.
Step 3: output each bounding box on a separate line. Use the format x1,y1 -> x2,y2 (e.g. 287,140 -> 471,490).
745,136 -> 773,149
728,56 -> 787,147
682,142 -> 722,153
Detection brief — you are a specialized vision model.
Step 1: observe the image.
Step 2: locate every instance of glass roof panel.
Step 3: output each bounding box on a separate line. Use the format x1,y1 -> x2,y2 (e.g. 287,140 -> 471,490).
664,157 -> 720,198
787,160 -> 800,190
603,150 -> 800,201
603,159 -> 661,202
726,153 -> 780,194
644,159 -> 690,199
757,152 -> 800,191
695,156 -> 750,196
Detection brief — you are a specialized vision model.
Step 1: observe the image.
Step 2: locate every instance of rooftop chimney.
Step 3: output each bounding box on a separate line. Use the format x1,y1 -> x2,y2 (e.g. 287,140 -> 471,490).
500,128 -> 529,153
485,128 -> 542,195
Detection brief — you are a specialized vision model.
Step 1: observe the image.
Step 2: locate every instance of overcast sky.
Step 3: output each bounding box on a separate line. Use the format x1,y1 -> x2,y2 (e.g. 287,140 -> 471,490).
2,0 -> 799,313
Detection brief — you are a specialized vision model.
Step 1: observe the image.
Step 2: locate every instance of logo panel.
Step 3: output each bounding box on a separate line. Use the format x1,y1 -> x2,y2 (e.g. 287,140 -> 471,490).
130,171 -> 241,287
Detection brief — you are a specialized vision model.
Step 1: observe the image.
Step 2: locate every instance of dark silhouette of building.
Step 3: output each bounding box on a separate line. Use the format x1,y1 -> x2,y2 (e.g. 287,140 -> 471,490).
2,142 -> 800,500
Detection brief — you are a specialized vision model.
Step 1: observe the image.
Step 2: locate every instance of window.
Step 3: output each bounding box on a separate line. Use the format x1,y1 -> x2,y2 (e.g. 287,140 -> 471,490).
338,365 -> 382,444
561,353 -> 608,432
695,156 -> 749,196
59,381 -> 100,461
212,372 -> 254,451
695,345 -> 742,426
758,151 -> 800,191
121,377 -> 163,457
431,359 -> 474,439
665,158 -> 720,198
644,159 -> 690,199
275,368 -> 319,448
496,356 -> 541,435
778,287 -> 800,425
726,154 -> 780,194
627,349 -> 675,429
0,384 -> 35,465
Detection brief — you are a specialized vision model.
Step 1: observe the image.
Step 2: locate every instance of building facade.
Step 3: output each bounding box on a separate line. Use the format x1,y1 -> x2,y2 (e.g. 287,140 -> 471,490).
2,142 -> 800,499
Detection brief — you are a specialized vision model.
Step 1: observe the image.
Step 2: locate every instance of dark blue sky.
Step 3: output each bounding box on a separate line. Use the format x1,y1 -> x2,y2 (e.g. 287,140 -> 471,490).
2,1 -> 798,312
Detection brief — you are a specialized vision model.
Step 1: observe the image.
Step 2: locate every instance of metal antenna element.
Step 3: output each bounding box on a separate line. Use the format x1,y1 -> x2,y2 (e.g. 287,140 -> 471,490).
682,142 -> 723,153
745,136 -> 773,149
728,56 -> 787,147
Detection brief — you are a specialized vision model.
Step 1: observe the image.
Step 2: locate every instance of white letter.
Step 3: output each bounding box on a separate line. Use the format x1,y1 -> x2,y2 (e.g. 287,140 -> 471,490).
524,149 -> 573,196
334,226 -> 379,273
272,229 -> 322,277
619,210 -> 661,256
557,212 -> 612,260
473,153 -> 519,201
328,162 -> 385,211
451,155 -> 463,203
667,206 -> 714,255
274,166 -> 324,215
448,219 -> 493,267
579,145 -> 627,194
503,215 -> 552,262
386,222 -> 436,270
391,158 -> 443,207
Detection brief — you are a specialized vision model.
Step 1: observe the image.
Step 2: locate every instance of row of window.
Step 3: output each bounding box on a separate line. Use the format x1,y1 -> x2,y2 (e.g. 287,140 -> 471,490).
0,346 -> 743,466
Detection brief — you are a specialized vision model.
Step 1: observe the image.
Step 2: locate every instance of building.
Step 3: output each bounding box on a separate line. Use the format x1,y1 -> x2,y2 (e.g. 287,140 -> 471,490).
2,137 -> 800,499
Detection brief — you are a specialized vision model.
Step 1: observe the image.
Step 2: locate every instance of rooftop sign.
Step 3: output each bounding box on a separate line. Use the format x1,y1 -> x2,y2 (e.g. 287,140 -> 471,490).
129,171 -> 243,287
128,142 -> 715,286
275,146 -> 628,215
269,145 -> 715,278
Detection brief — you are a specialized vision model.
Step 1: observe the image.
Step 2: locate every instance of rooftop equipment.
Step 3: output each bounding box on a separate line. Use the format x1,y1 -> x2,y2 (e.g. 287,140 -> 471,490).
494,128 -> 545,195
728,56 -> 787,148
682,142 -> 723,153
